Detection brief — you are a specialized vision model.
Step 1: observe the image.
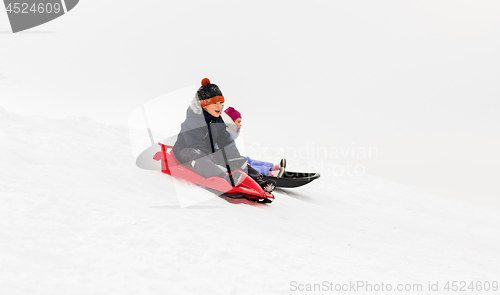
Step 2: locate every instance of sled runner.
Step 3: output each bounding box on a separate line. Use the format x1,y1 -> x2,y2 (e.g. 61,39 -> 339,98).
262,171 -> 321,188
153,143 -> 274,204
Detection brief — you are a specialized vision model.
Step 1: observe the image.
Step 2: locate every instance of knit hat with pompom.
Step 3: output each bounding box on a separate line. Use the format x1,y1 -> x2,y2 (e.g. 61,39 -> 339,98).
197,78 -> 225,108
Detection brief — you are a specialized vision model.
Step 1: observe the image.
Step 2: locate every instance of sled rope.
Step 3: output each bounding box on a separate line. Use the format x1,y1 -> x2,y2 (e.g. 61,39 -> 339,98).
208,121 -> 235,187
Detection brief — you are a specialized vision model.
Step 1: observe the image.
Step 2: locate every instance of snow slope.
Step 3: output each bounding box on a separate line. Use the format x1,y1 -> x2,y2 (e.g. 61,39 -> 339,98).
1,107 -> 499,295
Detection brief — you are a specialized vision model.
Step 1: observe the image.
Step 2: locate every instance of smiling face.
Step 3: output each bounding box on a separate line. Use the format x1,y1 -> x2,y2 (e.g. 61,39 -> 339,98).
203,102 -> 224,117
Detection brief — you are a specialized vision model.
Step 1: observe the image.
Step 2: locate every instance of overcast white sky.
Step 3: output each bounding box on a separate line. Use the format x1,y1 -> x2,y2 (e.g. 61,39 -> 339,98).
1,0 -> 499,206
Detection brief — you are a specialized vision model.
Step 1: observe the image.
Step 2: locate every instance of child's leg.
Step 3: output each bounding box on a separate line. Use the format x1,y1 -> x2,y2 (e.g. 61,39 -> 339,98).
177,148 -> 226,178
247,164 -> 276,192
247,157 -> 275,174
212,150 -> 249,173
251,164 -> 272,176
247,157 -> 272,168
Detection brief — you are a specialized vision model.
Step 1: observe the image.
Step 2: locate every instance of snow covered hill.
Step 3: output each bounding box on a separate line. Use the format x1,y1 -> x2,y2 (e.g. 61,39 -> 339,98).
1,108 -> 499,295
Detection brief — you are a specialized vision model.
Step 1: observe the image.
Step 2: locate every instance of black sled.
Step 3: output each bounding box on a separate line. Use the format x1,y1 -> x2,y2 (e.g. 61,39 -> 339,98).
262,171 -> 320,188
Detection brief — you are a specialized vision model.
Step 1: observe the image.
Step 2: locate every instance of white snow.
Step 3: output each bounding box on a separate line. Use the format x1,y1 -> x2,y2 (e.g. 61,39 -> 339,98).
1,108 -> 499,295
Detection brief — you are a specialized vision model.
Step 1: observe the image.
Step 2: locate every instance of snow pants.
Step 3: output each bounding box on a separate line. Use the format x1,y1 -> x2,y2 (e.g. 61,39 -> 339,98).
177,147 -> 262,180
246,157 -> 274,176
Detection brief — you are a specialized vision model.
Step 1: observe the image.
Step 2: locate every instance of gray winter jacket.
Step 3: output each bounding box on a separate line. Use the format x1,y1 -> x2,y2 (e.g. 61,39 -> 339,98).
173,97 -> 241,163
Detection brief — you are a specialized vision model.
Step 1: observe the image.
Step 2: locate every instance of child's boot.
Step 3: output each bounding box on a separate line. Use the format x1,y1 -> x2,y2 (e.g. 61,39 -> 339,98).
276,167 -> 285,178
255,175 -> 277,193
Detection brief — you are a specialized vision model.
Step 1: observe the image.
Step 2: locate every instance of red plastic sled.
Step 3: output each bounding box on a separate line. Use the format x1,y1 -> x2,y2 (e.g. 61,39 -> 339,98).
153,143 -> 274,203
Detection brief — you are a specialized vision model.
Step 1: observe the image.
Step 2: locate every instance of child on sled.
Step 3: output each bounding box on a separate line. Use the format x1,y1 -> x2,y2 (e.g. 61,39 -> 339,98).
173,78 -> 277,193
221,107 -> 286,178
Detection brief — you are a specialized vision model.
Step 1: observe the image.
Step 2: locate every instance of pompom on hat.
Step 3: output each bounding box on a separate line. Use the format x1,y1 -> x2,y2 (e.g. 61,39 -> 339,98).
224,107 -> 241,121
197,78 -> 225,108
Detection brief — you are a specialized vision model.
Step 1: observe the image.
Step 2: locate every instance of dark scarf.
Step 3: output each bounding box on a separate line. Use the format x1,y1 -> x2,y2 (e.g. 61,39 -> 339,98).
202,109 -> 223,124
202,109 -> 224,153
